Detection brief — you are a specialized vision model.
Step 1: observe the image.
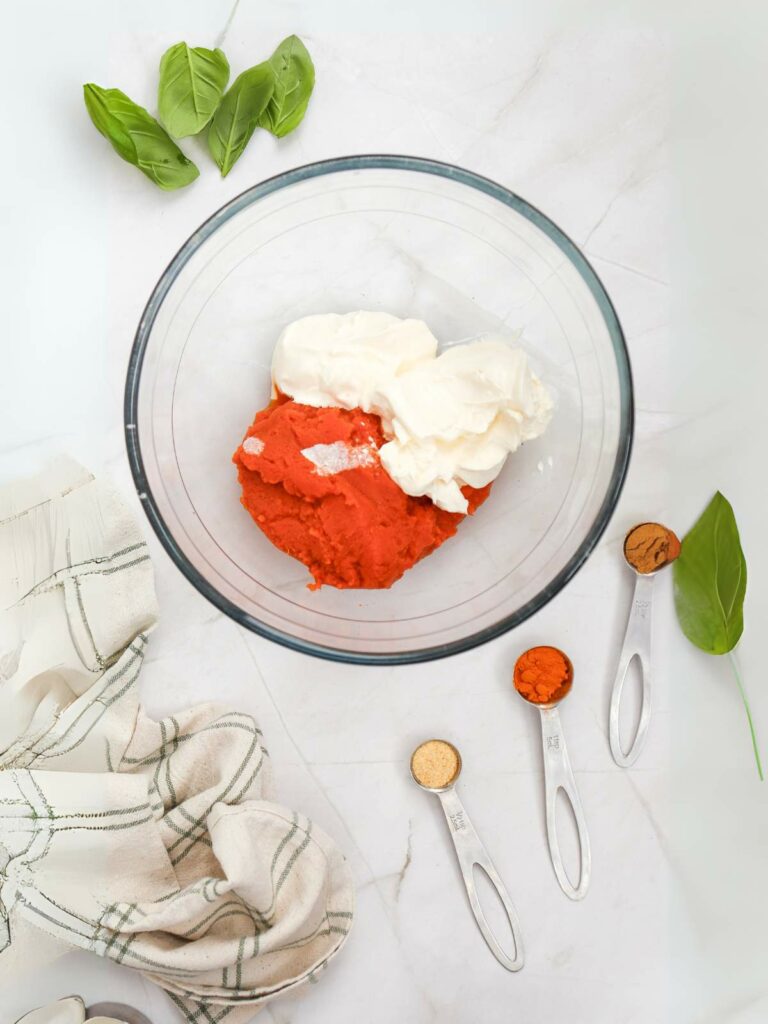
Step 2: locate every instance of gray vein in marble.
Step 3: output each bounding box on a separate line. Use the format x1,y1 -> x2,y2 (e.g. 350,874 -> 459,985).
237,637 -> 388,863
264,1002 -> 292,1024
635,407 -> 688,417
581,157 -> 661,250
551,97 -> 666,173
588,252 -> 669,287
626,322 -> 670,341
201,610 -> 225,627
238,632 -> 384,880
375,234 -> 508,333
635,405 -> 731,438
407,59 -> 461,161
357,821 -> 414,904
0,433 -> 62,456
274,211 -> 403,324
467,767 -> 652,775
486,54 -> 545,129
618,769 -> 700,907
394,819 -> 414,902
214,0 -> 242,49
138,975 -> 158,1015
415,106 -> 460,160
692,991 -> 768,1024
583,195 -> 628,251
305,759 -> 403,767
549,943 -> 574,969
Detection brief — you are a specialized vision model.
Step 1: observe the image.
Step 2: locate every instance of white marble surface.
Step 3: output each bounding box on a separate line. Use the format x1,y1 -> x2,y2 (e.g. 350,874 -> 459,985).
3,2 -> 768,1022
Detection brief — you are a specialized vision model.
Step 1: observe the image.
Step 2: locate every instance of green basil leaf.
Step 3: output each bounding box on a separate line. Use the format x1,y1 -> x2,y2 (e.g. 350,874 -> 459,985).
207,63 -> 274,177
158,42 -> 230,138
257,34 -> 315,138
673,491 -> 747,654
83,84 -> 199,191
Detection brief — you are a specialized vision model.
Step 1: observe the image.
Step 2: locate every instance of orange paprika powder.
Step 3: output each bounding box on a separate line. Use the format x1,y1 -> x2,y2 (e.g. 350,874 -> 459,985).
513,646 -> 572,704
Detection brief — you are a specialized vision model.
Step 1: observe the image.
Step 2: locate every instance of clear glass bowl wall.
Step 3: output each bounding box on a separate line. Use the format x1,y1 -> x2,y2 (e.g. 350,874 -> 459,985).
126,157 -> 632,663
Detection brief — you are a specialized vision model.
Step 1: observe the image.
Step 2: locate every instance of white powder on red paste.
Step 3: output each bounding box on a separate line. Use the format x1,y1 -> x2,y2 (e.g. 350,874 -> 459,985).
242,437 -> 265,456
301,442 -> 377,476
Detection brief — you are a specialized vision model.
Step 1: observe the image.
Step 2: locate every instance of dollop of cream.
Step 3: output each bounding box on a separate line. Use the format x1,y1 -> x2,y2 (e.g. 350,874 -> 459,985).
378,340 -> 553,512
272,311 -> 438,411
271,312 -> 553,513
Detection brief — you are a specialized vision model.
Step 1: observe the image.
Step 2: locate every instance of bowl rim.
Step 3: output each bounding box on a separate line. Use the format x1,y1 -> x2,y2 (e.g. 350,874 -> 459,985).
124,154 -> 634,665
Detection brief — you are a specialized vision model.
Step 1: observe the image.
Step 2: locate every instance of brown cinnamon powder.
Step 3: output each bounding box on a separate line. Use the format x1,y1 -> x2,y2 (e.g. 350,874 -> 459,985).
624,522 -> 681,574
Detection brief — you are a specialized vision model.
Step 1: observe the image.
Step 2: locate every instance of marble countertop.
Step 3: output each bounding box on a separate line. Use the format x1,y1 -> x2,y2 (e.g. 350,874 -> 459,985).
2,2 -> 767,1022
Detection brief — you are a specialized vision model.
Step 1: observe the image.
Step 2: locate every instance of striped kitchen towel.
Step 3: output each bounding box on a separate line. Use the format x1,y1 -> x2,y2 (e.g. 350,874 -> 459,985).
0,459 -> 354,1021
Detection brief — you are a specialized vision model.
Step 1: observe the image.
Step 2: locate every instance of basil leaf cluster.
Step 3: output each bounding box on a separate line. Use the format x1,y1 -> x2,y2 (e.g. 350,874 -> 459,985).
83,35 -> 315,190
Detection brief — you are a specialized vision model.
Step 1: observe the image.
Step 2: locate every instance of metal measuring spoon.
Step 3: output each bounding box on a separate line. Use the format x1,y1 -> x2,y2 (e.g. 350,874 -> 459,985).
13,1000 -> 152,1024
87,1007 -> 153,1024
609,522 -> 680,767
410,739 -> 524,972
513,648 -> 591,901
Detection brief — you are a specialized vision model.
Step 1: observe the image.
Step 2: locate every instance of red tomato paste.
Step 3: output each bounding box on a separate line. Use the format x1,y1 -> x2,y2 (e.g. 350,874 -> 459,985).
233,397 -> 490,589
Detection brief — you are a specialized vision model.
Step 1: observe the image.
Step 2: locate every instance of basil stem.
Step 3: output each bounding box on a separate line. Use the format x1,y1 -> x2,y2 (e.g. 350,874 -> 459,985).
728,651 -> 763,781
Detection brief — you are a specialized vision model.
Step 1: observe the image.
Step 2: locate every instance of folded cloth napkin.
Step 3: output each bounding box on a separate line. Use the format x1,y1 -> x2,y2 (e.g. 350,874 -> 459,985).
0,460 -> 354,1021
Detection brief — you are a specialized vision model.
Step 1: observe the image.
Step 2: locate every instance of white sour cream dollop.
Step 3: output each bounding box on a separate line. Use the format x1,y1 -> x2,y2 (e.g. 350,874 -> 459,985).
271,312 -> 553,513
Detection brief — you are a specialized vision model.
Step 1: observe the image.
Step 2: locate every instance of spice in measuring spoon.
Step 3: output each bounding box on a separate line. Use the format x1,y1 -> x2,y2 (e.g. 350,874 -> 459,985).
411,738 -> 461,789
513,647 -> 591,900
623,522 -> 681,575
609,521 -> 681,768
410,739 -> 524,972
513,645 -> 573,705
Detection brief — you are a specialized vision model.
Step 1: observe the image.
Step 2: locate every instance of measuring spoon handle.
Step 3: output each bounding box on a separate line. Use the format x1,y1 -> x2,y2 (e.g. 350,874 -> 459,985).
437,787 -> 524,971
540,706 -> 591,900
609,572 -> 654,767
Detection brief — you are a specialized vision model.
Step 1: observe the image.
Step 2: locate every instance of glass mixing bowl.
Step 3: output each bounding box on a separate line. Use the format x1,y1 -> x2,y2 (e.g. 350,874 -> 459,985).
125,156 -> 633,664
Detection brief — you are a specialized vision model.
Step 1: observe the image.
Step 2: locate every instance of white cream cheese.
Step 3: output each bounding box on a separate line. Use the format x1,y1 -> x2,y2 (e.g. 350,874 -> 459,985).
378,340 -> 553,512
271,312 -> 553,513
272,311 -> 438,411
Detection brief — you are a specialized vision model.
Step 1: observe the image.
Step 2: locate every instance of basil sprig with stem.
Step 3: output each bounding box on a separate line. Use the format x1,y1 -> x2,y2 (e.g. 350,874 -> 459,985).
673,491 -> 762,780
207,63 -> 275,176
83,84 -> 199,190
158,42 -> 230,137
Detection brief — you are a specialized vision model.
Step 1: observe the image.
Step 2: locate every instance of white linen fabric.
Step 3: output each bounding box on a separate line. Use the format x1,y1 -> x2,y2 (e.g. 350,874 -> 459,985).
0,460 -> 354,1022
